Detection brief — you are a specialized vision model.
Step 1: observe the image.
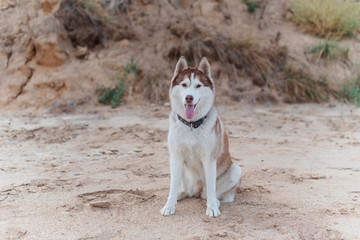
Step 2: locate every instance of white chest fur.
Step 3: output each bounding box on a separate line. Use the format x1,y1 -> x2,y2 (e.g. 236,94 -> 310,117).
167,107 -> 218,163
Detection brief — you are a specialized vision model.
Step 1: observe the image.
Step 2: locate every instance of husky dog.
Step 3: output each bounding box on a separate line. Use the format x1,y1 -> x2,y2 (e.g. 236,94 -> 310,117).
160,56 -> 242,217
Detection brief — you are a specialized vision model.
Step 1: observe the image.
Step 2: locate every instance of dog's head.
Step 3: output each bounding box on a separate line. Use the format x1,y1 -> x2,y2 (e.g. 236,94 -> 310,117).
169,56 -> 215,121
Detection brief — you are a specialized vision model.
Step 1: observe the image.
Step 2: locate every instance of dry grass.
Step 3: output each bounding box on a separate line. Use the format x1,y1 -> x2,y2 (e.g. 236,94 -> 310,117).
143,72 -> 169,103
80,0 -> 129,17
342,73 -> 360,106
166,31 -> 339,104
55,0 -> 133,48
167,29 -> 343,104
168,34 -> 287,87
291,0 -> 360,38
309,39 -> 349,61
283,66 -> 335,103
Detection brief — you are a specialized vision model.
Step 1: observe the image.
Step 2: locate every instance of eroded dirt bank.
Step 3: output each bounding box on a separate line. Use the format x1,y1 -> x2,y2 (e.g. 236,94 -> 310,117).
1,0 -> 360,113
0,103 -> 359,240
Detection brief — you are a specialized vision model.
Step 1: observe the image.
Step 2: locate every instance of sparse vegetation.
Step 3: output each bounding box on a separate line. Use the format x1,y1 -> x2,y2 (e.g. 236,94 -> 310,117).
309,39 -> 349,61
103,0 -> 130,14
168,35 -> 287,88
342,75 -> 360,106
81,0 -> 130,17
98,59 -> 140,108
55,0 -> 133,49
291,0 -> 360,38
57,0 -> 360,106
243,0 -> 262,13
230,39 -> 274,78
98,80 -> 125,108
143,71 -> 169,103
283,66 -> 335,103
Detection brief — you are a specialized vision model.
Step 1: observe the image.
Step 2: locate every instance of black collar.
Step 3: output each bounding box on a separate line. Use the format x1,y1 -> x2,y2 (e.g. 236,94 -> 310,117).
177,114 -> 207,129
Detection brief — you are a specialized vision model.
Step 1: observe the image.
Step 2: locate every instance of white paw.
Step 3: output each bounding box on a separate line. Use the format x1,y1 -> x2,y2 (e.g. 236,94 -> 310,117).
160,204 -> 176,216
206,206 -> 221,217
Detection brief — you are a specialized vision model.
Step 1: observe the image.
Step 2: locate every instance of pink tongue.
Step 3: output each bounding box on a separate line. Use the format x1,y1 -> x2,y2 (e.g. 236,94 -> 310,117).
185,104 -> 195,119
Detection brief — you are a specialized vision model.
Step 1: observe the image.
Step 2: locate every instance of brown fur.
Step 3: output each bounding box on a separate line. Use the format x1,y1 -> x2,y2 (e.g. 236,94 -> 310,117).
212,117 -> 233,177
193,121 -> 233,198
216,132 -> 233,177
171,68 -> 214,90
211,117 -> 222,158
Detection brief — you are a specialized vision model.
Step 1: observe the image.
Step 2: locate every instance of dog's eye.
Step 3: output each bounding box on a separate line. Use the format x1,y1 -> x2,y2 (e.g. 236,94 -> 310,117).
196,84 -> 202,88
181,83 -> 187,88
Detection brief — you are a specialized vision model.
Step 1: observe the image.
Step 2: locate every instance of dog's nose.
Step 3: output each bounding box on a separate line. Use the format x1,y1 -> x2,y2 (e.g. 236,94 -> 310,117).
185,95 -> 193,103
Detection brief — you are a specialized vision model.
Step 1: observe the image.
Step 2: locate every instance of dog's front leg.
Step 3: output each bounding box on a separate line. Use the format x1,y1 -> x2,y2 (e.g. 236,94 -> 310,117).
160,155 -> 184,216
204,160 -> 220,217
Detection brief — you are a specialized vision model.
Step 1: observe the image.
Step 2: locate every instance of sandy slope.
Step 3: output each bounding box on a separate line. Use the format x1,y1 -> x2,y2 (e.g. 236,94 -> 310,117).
0,104 -> 359,240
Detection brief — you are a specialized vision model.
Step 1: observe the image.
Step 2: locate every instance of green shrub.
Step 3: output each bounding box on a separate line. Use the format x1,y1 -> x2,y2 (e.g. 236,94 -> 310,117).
98,81 -> 125,108
98,59 -> 140,108
343,76 -> 360,106
291,0 -> 360,38
243,0 -> 262,13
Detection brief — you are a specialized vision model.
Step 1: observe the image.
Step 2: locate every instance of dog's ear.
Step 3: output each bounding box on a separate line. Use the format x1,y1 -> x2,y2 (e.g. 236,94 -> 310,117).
198,57 -> 211,79
174,56 -> 188,77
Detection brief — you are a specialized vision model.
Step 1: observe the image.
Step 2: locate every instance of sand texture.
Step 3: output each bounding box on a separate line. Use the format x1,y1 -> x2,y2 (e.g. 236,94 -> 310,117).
0,103 -> 359,240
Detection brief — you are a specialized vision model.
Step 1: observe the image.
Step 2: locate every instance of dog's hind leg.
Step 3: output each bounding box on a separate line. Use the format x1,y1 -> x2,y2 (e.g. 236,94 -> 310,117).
177,178 -> 188,200
216,164 -> 242,203
219,187 -> 237,203
177,191 -> 187,201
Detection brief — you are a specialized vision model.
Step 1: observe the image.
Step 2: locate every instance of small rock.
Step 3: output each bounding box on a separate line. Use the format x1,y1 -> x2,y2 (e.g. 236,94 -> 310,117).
75,46 -> 88,59
214,231 -> 228,238
0,4 -> 8,10
8,0 -> 16,7
41,0 -> 58,13
74,182 -> 83,187
119,39 -> 130,49
183,236 -> 202,240
97,53 -> 106,59
0,0 -> 15,10
85,196 -> 97,201
260,167 -> 268,171
284,11 -> 292,20
90,201 -> 111,208
339,208 -> 348,214
310,174 -> 326,180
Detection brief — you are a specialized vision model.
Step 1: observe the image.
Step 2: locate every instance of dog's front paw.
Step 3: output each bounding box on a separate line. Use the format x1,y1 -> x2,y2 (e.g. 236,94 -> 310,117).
206,205 -> 220,217
160,204 -> 176,216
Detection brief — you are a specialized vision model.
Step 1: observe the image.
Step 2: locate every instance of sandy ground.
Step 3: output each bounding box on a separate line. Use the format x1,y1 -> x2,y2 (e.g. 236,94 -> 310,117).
0,103 -> 359,240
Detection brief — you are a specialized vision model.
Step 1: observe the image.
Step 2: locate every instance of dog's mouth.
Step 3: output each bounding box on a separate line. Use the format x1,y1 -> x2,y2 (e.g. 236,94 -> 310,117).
184,100 -> 199,120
